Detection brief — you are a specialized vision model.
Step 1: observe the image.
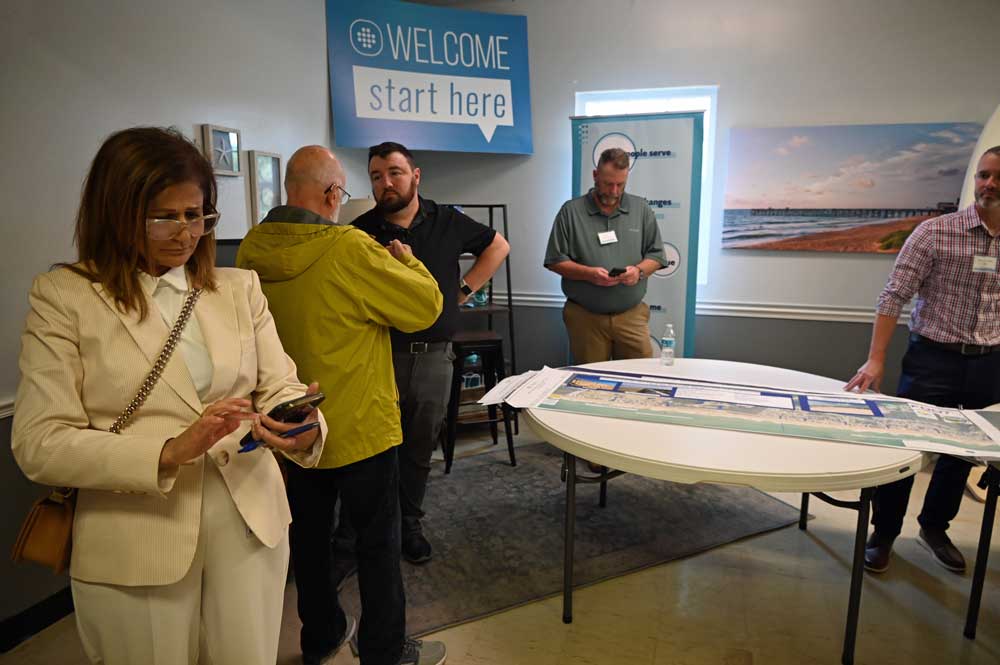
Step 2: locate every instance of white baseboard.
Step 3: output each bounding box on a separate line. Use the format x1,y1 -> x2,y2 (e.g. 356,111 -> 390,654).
495,291 -> 565,308
495,291 -> 909,325
694,300 -> 911,325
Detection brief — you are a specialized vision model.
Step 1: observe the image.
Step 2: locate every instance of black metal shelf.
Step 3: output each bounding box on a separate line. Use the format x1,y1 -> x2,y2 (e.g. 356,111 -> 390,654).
443,203 -> 516,376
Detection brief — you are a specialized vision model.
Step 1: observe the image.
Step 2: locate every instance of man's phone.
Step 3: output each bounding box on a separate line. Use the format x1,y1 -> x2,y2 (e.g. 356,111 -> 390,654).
608,267 -> 626,277
238,393 -> 325,448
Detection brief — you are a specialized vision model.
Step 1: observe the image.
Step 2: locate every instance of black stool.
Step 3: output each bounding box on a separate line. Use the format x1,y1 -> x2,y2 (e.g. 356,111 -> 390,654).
444,330 -> 516,474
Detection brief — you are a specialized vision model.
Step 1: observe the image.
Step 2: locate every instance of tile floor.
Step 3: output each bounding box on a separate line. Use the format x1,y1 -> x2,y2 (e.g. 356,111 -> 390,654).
4,431 -> 999,665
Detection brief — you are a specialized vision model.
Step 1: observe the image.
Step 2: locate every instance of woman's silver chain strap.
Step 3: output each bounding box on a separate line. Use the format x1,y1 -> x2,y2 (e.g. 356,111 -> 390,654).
109,289 -> 203,434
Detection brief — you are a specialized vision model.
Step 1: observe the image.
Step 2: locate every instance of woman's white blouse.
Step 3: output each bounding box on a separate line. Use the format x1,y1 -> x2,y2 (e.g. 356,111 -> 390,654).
138,266 -> 214,402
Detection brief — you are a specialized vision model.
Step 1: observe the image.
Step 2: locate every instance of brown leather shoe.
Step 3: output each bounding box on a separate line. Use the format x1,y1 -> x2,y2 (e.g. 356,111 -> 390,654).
917,528 -> 966,573
864,533 -> 893,573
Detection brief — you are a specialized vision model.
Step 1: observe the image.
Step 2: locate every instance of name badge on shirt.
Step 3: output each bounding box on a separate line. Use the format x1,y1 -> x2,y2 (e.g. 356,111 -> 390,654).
598,230 -> 618,245
972,255 -> 998,273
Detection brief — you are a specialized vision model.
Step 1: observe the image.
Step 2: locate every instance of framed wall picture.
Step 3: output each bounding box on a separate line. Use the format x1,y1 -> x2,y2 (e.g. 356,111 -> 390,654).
200,124 -> 241,176
248,150 -> 282,224
722,122 -> 981,253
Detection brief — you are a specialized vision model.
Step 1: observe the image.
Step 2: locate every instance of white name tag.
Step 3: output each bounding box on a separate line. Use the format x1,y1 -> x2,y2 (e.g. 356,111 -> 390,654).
598,230 -> 618,245
972,255 -> 998,273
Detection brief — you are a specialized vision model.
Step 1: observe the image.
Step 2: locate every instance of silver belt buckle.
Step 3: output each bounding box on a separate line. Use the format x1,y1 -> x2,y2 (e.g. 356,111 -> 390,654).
410,342 -> 429,354
960,343 -> 985,355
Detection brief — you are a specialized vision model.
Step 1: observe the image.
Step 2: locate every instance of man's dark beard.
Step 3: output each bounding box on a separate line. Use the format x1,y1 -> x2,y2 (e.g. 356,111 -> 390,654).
376,181 -> 416,214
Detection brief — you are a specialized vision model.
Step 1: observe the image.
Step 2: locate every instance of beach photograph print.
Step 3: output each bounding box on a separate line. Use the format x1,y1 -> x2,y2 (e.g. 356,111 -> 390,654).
722,122 -> 981,252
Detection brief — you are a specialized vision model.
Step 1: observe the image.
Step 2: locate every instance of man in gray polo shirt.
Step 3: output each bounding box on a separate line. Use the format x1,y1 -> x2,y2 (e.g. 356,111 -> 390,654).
544,147 -> 667,363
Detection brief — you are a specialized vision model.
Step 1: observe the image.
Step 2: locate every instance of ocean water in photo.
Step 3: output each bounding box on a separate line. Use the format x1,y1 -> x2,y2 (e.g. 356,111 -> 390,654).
722,209 -> 914,248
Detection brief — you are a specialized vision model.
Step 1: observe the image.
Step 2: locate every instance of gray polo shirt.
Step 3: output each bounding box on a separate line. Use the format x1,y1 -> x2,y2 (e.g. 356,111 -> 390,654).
544,190 -> 666,314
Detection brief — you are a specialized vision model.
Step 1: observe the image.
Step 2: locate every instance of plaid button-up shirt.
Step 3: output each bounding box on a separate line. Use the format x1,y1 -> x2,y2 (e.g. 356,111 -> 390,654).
877,204 -> 1000,345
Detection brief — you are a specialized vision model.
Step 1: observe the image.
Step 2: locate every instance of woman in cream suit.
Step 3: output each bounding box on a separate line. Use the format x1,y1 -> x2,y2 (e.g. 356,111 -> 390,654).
12,127 -> 326,665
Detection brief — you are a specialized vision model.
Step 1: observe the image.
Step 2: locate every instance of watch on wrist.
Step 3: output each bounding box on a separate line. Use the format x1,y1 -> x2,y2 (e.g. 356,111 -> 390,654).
460,278 -> 474,296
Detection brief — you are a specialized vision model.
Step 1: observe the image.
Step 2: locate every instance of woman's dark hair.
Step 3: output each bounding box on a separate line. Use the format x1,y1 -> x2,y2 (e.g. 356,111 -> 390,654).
61,126 -> 218,319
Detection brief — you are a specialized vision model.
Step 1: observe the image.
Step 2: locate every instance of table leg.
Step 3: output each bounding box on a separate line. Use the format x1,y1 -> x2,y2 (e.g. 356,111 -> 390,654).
842,486 -> 872,665
599,467 -> 608,508
563,452 -> 577,624
964,466 -> 999,640
799,493 -> 810,531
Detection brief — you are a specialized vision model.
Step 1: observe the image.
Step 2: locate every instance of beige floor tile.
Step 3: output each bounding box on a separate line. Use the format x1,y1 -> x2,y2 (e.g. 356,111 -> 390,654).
0,615 -> 88,665
653,567 -> 751,641
651,637 -> 757,665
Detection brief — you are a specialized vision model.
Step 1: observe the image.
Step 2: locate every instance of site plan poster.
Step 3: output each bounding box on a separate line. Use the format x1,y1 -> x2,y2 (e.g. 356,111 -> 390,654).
502,367 -> 1000,460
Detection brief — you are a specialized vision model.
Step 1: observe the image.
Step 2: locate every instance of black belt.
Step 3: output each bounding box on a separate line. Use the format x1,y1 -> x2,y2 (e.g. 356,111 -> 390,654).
392,341 -> 450,355
911,333 -> 1000,356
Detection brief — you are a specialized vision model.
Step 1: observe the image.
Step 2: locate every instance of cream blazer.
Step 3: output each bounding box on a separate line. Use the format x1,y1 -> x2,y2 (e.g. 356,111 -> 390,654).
12,266 -> 326,586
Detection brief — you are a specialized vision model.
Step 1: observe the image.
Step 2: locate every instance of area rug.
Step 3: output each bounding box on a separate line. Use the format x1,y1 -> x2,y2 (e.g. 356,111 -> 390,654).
338,442 -> 801,637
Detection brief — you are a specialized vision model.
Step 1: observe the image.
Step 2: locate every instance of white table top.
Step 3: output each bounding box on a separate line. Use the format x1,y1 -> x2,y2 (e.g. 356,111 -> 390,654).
524,358 -> 927,493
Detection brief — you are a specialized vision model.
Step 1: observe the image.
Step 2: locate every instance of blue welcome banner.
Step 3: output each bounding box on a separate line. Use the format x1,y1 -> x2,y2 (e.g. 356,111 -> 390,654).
326,0 -> 533,154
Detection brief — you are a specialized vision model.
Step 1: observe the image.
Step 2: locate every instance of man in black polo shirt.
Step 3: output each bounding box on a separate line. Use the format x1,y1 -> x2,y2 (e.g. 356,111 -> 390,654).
349,141 -> 510,563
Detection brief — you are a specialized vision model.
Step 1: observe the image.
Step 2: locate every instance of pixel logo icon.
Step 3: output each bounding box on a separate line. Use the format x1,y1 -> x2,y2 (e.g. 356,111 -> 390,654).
350,19 -> 383,57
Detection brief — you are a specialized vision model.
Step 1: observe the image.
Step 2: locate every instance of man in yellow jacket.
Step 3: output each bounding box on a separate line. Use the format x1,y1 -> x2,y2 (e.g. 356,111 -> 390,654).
237,145 -> 446,665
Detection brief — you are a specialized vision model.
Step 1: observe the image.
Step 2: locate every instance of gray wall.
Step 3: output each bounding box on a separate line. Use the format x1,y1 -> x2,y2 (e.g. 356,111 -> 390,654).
2,0 -> 994,626
0,0 -> 371,408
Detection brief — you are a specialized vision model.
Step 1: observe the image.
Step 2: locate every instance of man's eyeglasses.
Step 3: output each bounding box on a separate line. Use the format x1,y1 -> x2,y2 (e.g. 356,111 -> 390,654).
324,182 -> 351,205
145,213 -> 220,241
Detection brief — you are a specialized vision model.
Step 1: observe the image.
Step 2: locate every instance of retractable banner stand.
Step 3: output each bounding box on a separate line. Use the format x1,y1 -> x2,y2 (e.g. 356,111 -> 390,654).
327,0 -> 532,154
571,112 -> 703,356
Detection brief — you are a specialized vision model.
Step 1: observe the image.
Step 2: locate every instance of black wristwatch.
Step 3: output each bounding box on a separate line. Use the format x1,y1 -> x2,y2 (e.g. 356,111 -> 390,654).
460,278 -> 474,296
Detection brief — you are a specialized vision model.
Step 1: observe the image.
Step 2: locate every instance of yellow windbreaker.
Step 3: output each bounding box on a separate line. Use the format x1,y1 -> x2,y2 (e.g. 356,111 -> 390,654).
237,218 -> 442,468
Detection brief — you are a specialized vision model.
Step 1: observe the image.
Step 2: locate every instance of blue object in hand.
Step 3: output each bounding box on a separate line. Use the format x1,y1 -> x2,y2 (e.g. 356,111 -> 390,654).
238,421 -> 320,454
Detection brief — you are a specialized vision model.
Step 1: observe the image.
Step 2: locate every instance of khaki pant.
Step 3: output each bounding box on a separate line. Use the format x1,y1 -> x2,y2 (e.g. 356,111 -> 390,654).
71,463 -> 290,665
563,300 -> 653,364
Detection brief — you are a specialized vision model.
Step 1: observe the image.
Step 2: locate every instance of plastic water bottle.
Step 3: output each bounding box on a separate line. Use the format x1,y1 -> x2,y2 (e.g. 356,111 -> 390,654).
660,323 -> 675,366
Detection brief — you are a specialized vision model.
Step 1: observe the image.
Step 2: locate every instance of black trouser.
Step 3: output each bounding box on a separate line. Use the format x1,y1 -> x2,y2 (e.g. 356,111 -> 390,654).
287,447 -> 405,665
394,344 -> 455,533
335,345 -> 454,548
872,338 -> 1000,539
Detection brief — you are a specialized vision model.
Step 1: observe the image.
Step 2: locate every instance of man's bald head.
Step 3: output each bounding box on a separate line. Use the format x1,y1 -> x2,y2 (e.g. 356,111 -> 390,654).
285,145 -> 346,221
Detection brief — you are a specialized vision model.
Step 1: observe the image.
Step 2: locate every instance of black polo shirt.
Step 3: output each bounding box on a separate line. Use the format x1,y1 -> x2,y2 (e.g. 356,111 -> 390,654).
352,196 -> 496,346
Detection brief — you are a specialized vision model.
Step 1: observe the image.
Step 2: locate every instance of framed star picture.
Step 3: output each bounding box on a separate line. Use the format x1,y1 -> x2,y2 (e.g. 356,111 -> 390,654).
248,151 -> 282,224
200,124 -> 241,176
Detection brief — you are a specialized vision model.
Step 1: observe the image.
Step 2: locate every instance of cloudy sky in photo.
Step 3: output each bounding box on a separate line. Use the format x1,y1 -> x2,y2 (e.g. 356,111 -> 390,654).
724,122 -> 982,209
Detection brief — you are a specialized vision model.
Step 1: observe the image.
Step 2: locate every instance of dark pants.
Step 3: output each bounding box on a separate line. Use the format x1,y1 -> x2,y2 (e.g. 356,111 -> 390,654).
394,345 -> 455,533
872,338 -> 1000,539
334,345 -> 454,549
286,447 -> 405,665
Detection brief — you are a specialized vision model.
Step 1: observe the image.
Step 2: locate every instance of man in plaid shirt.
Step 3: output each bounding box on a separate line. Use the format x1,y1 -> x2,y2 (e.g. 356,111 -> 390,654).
846,146 -> 1000,574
